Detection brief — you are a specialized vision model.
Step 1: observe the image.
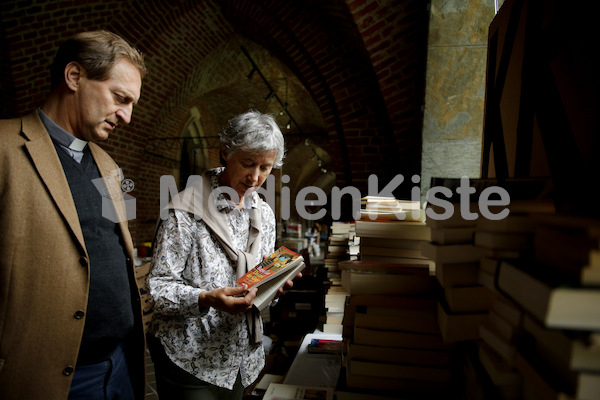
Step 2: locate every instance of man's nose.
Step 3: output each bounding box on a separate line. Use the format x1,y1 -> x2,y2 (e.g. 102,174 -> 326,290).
116,104 -> 133,124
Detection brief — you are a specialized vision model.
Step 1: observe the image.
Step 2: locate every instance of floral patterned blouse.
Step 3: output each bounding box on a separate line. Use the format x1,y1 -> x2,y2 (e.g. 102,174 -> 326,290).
147,168 -> 276,390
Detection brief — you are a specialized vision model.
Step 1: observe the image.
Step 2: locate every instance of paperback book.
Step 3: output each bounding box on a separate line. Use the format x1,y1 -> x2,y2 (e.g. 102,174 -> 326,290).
236,246 -> 305,310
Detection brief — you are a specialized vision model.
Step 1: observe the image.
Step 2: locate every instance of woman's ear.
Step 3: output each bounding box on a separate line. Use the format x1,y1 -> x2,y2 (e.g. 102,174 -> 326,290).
64,62 -> 83,92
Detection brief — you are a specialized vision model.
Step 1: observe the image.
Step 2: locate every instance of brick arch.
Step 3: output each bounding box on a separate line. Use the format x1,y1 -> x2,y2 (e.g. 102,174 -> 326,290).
216,0 -> 426,197
0,0 -> 428,241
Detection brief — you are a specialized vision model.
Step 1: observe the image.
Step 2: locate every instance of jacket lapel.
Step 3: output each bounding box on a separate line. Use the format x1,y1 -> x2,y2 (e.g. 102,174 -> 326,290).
21,113 -> 87,254
89,144 -> 134,258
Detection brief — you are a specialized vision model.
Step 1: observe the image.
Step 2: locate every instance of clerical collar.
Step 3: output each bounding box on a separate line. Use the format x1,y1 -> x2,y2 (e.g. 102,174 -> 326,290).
38,108 -> 89,152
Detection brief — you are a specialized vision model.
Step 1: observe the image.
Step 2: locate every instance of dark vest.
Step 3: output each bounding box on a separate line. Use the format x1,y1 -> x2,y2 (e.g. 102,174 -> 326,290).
54,143 -> 134,365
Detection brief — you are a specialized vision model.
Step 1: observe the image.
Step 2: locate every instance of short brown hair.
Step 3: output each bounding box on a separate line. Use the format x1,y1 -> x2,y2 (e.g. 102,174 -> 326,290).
50,30 -> 146,89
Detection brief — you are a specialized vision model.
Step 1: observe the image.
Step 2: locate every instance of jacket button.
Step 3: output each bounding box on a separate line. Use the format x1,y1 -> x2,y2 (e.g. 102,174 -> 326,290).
63,366 -> 74,376
74,310 -> 85,319
79,257 -> 88,267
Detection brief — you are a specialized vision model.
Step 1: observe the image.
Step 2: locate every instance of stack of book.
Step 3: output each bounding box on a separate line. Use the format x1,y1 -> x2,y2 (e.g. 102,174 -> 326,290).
476,295 -> 525,400
359,196 -> 425,223
280,223 -> 308,253
475,201 -> 543,293
323,222 -> 356,287
494,214 -> 600,400
422,202 -> 493,343
323,285 -> 349,334
337,259 -> 455,397
347,233 -> 360,261
355,197 -> 433,271
321,222 -> 356,334
467,206 -> 540,399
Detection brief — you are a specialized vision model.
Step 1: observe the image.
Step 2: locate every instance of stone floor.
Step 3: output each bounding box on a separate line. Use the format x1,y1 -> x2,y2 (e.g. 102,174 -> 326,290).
144,346 -> 159,400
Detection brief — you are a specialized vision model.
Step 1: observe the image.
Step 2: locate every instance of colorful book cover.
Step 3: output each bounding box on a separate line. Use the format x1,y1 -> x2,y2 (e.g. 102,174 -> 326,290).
307,338 -> 343,354
236,246 -> 302,289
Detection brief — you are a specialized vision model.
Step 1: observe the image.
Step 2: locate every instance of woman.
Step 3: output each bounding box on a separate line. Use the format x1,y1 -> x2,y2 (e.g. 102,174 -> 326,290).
147,110 -> 296,400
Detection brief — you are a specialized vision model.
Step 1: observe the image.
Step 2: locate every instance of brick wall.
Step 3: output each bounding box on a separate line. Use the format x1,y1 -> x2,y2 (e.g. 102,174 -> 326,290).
1,0 -> 429,238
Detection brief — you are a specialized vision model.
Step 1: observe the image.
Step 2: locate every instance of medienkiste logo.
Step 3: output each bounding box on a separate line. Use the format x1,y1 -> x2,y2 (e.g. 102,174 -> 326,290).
93,173 -> 511,223
159,174 -> 511,222
92,168 -> 136,223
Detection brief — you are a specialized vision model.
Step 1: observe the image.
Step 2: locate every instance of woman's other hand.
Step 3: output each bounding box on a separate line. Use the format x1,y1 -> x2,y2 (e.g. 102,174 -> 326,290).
198,285 -> 257,314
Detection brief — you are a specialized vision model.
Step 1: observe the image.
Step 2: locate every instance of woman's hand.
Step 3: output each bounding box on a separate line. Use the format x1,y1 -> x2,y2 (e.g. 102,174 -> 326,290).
198,285 -> 257,314
275,271 -> 303,298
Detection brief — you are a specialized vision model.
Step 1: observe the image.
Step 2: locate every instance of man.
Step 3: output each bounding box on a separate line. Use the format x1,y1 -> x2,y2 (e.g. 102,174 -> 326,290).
0,30 -> 147,400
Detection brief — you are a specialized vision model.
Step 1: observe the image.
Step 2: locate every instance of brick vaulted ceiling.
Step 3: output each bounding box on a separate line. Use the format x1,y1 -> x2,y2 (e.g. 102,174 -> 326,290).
1,0 -> 429,239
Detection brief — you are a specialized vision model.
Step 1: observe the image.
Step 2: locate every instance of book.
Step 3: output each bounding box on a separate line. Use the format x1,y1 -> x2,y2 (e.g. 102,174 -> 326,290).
421,242 -> 484,264
478,342 -> 521,388
340,264 -> 434,296
435,261 -> 480,288
335,390 -> 414,400
437,300 -> 488,343
496,260 -> 600,330
476,213 -> 537,233
523,314 -> 600,373
361,196 -> 421,212
359,236 -> 425,250
338,260 -> 431,274
307,338 -> 343,355
359,196 -> 422,220
478,269 -> 496,291
515,347 -> 575,400
355,219 -> 431,241
490,295 -> 523,328
424,202 -> 480,229
359,245 -> 426,260
358,255 -> 435,269
474,230 -> 533,250
534,223 -> 600,285
443,285 -> 496,313
353,311 -> 440,335
576,373 -> 600,400
344,367 -> 449,393
346,357 -> 451,382
487,308 -> 520,343
323,324 -> 343,334
262,383 -> 334,400
353,326 -> 452,351
518,332 -> 600,399
430,226 -> 476,244
479,320 -> 517,366
236,246 -> 306,311
359,208 -> 425,222
342,294 -> 437,329
347,343 -> 451,368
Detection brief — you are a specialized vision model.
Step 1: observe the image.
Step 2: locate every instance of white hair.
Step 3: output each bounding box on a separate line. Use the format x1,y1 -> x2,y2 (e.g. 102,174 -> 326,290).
219,110 -> 285,168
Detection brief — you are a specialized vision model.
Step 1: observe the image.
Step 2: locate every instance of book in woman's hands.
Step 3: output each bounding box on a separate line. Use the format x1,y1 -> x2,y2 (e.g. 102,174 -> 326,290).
236,246 -> 305,311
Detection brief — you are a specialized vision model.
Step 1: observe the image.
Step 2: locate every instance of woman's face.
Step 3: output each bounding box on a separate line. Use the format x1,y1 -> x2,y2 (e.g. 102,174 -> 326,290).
220,148 -> 277,200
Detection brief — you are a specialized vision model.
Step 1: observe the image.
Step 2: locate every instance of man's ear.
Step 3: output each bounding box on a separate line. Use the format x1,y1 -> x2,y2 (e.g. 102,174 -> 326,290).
64,62 -> 83,91
220,146 -> 228,166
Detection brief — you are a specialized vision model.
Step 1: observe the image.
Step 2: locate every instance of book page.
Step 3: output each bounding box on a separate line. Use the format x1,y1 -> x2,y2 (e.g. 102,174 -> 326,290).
253,261 -> 305,311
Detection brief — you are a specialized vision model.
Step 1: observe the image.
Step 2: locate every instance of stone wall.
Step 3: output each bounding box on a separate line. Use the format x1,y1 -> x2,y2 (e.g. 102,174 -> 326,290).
420,0 -> 503,200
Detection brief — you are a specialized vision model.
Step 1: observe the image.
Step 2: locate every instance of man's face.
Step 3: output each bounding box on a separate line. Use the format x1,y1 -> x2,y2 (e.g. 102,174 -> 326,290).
220,148 -> 277,200
73,58 -> 142,142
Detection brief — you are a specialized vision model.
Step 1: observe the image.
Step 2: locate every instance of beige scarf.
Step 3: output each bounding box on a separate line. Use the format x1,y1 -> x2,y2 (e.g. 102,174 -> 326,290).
164,169 -> 264,344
